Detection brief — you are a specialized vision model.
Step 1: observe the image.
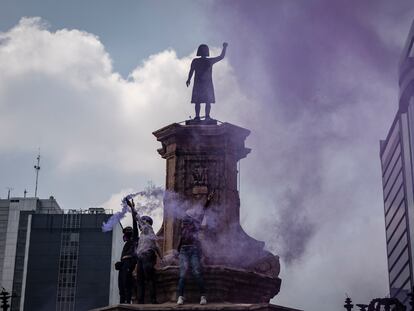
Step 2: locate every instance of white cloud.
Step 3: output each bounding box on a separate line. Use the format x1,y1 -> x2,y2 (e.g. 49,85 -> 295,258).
0,17 -> 249,178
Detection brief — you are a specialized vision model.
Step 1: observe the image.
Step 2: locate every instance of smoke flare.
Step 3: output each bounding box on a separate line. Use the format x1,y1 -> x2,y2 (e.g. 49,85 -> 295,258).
101,185 -> 164,232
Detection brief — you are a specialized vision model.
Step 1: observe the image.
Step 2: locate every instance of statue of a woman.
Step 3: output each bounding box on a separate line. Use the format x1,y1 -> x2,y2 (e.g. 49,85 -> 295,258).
186,42 -> 228,120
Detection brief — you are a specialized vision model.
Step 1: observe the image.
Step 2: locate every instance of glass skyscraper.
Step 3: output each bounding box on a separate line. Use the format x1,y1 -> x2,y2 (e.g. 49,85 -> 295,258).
380,20 -> 414,305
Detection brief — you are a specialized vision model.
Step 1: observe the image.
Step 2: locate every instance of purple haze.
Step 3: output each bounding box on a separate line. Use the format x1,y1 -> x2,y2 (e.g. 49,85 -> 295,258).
204,1 -> 414,309
209,0 -> 413,263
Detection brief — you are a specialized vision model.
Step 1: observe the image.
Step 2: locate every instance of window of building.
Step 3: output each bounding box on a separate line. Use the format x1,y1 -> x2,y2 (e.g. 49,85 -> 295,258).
386,198 -> 405,230
384,170 -> 404,207
387,220 -> 407,249
381,125 -> 400,168
383,144 -> 401,181
390,264 -> 410,291
388,234 -> 408,268
389,249 -> 409,283
385,173 -> 404,205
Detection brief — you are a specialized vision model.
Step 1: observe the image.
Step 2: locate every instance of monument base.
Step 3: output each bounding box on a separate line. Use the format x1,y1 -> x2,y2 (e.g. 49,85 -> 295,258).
184,118 -> 218,125
154,266 -> 281,304
90,303 -> 301,311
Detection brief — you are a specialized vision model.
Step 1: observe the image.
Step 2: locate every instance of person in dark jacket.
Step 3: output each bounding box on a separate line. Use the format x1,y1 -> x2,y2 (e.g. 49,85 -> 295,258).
176,191 -> 214,305
117,204 -> 139,304
186,43 -> 228,120
126,198 -> 163,304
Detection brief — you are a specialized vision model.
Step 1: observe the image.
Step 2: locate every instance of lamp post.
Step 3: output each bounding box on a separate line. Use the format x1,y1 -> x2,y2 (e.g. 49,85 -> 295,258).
0,288 -> 13,311
344,297 -> 354,311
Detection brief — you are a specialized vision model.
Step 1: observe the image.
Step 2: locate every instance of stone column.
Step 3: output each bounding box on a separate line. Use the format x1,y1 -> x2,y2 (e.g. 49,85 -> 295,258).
153,120 -> 251,256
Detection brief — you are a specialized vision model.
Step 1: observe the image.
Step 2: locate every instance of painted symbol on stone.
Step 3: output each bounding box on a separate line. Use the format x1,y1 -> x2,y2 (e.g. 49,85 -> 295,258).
192,163 -> 208,186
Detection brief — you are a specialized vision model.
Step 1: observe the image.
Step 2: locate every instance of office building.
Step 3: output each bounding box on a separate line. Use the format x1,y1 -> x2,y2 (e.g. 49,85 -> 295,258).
0,197 -> 121,311
380,20 -> 414,306
0,196 -> 62,305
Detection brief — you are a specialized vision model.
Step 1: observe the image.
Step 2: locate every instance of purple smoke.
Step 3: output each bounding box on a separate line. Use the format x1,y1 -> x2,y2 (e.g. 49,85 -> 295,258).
203,1 -> 414,309
102,185 -> 164,232
207,0 -> 413,263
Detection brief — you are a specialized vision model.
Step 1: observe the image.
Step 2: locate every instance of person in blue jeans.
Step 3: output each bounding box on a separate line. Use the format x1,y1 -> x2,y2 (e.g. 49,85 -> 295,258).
176,191 -> 214,305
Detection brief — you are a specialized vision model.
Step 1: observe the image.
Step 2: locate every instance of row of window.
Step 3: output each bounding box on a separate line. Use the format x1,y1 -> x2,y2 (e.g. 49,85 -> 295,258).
58,275 -> 76,284
56,222 -> 80,311
57,296 -> 75,302
60,259 -> 78,266
61,223 -> 80,228
387,213 -> 407,246
60,252 -> 78,257
61,232 -> 79,242
389,250 -> 409,286
384,175 -> 404,214
381,122 -> 400,169
382,112 -> 413,304
391,267 -> 411,296
382,131 -> 400,177
58,282 -> 76,288
384,164 -> 403,201
57,289 -> 75,296
385,189 -> 405,230
383,147 -> 402,195
388,234 -> 408,270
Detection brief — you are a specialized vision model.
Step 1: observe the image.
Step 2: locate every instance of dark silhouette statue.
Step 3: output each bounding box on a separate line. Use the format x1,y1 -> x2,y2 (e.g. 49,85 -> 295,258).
186,42 -> 228,120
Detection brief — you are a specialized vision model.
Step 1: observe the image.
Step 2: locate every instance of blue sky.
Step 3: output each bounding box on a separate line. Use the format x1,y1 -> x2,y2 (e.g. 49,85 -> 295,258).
0,0 -> 215,76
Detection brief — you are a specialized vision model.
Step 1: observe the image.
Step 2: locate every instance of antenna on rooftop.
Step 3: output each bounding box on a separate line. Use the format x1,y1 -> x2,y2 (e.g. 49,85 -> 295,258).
6,187 -> 13,199
34,150 -> 41,198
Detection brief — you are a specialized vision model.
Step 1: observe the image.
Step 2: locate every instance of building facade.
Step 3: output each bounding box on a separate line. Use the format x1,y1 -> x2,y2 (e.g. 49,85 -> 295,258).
22,210 -> 121,311
0,196 -> 62,307
0,197 -> 121,311
380,21 -> 414,306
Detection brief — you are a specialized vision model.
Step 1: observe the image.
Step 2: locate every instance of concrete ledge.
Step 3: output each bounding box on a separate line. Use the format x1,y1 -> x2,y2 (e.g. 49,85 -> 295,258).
90,302 -> 302,311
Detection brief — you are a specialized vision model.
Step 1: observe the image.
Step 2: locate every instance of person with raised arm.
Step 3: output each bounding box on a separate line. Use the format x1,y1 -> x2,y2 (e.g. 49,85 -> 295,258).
116,202 -> 139,304
126,198 -> 163,304
176,190 -> 215,305
186,43 -> 228,120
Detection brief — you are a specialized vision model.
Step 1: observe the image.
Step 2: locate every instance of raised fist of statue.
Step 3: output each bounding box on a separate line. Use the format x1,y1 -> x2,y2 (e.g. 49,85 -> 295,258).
223,42 -> 228,48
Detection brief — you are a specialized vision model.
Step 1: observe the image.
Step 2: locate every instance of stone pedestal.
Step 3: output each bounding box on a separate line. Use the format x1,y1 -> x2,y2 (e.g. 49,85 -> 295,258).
155,266 -> 280,304
152,120 -> 281,303
153,120 -> 252,257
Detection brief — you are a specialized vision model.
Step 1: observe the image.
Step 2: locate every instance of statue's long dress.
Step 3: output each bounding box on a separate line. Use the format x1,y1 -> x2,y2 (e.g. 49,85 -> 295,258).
191,58 -> 216,104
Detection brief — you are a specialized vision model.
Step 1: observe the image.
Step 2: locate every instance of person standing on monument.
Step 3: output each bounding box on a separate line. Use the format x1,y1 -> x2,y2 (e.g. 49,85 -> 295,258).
186,42 -> 228,120
126,198 -> 163,304
116,204 -> 139,304
176,191 -> 215,305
